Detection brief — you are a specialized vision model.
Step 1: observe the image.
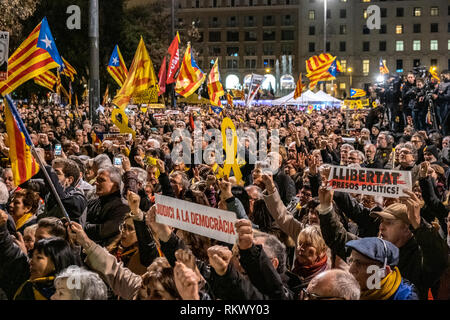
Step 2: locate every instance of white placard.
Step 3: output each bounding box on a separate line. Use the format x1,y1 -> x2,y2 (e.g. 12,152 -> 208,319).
155,194 -> 238,244
327,165 -> 412,198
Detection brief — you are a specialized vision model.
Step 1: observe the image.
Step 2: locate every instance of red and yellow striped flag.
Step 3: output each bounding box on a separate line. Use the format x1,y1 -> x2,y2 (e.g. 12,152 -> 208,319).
33,70 -> 57,91
207,58 -> 224,107
107,45 -> 129,87
112,37 -> 158,110
55,70 -> 61,95
4,96 -> 39,186
306,53 -> 342,89
175,42 -> 206,98
61,57 -> 77,82
0,17 -> 63,95
103,85 -> 109,106
293,73 -> 304,99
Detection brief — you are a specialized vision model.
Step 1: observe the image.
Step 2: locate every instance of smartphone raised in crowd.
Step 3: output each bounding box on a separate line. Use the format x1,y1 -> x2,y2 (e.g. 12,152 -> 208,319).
54,144 -> 62,156
114,157 -> 123,166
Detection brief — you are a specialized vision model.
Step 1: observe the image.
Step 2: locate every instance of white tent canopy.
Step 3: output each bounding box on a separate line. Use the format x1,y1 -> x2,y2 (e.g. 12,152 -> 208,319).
315,90 -> 342,103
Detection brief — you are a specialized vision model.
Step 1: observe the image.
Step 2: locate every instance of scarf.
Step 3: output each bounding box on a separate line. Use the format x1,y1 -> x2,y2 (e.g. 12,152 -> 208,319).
114,245 -> 138,264
360,267 -> 402,300
292,254 -> 328,282
15,213 -> 33,231
14,276 -> 55,300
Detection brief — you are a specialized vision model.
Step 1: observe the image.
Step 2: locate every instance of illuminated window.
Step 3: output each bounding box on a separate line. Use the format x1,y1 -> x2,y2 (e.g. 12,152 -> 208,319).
396,25 -> 403,34
413,7 -> 422,16
430,7 -> 439,16
340,60 -> 347,70
363,60 -> 370,76
309,10 -> 315,20
413,40 -> 421,51
396,40 -> 404,51
430,40 -> 438,50
363,9 -> 367,19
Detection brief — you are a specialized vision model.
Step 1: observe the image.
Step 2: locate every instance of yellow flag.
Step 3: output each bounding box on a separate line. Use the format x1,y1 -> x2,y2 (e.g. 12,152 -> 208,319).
112,37 -> 159,110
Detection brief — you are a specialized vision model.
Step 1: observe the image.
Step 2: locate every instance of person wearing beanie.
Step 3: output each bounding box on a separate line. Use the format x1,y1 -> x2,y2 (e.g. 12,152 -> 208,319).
346,237 -> 419,300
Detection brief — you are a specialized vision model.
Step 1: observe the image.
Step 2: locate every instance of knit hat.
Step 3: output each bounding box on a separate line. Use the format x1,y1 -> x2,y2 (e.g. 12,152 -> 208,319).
423,145 -> 439,160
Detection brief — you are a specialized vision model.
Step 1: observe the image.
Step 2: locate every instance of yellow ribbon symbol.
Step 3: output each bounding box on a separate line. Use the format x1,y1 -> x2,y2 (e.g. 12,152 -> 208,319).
111,108 -> 136,138
221,117 -> 242,183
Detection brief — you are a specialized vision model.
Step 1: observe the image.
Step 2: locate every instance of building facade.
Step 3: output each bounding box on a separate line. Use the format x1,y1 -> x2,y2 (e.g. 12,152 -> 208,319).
129,0 -> 450,98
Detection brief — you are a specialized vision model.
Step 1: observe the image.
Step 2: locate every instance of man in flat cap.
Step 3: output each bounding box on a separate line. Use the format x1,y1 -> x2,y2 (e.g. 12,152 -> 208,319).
346,237 -> 418,300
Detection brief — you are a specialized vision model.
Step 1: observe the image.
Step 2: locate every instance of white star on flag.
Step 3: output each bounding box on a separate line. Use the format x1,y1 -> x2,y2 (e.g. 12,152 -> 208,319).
112,57 -> 119,65
41,35 -> 52,49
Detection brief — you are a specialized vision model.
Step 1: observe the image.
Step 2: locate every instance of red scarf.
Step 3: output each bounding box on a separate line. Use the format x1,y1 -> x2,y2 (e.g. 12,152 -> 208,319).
292,254 -> 328,281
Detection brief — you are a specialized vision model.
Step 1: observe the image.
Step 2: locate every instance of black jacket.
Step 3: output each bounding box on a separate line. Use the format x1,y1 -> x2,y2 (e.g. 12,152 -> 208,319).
85,191 -> 130,247
21,165 -> 88,225
209,244 -> 293,300
0,224 -> 30,299
273,169 -> 296,206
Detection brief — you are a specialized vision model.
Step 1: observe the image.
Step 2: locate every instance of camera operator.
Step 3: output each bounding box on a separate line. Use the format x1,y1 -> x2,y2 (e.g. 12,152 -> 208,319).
401,72 -> 417,127
383,75 -> 402,132
432,70 -> 450,136
413,78 -> 428,131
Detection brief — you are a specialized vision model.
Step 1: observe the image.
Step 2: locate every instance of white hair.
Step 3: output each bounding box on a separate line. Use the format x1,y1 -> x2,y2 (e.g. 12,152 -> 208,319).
54,266 -> 108,300
0,181 -> 8,204
146,138 -> 160,149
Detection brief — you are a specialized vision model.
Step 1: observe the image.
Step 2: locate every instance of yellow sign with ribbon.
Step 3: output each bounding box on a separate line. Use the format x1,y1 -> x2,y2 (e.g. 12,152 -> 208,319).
343,99 -> 369,110
111,108 -> 136,138
221,117 -> 242,183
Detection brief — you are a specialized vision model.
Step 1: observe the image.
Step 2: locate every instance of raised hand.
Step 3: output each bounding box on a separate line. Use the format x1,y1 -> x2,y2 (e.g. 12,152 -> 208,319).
127,190 -> 142,220
156,159 -> 166,174
235,219 -> 254,251
122,156 -> 131,172
419,161 -> 430,179
402,190 -> 421,230
145,205 -> 171,242
207,245 -> 233,276
67,221 -> 94,248
261,173 -> 276,195
174,261 -> 200,300
318,185 -> 333,207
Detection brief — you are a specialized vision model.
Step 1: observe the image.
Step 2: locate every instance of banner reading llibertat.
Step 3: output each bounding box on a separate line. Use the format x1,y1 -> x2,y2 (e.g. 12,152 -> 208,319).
326,165 -> 412,198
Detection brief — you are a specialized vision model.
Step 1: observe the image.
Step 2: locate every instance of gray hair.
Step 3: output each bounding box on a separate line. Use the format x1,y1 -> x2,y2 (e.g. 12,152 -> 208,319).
54,266 -> 108,300
93,154 -> 112,172
131,167 -> 148,186
98,166 -> 123,190
0,181 -> 8,204
333,270 -> 361,300
400,141 -> 418,161
341,143 -> 355,151
349,150 -> 366,163
253,231 -> 287,275
309,269 -> 361,300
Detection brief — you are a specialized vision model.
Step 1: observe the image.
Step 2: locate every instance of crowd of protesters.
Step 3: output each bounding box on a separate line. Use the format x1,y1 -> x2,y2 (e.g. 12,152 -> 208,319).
0,69 -> 449,300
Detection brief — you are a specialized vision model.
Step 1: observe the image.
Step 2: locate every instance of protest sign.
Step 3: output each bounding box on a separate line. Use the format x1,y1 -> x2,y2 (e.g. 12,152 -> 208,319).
327,165 -> 412,198
0,31 -> 8,81
155,194 -> 238,244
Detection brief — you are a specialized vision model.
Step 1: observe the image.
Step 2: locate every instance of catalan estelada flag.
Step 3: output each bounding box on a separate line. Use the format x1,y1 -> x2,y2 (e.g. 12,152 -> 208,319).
305,53 -> 342,89
207,58 -> 224,107
293,73 -> 304,99
227,92 -> 234,108
379,58 -> 389,75
107,45 -> 128,87
4,95 -> 39,186
33,70 -> 57,91
175,42 -> 206,98
210,105 -> 223,115
112,37 -> 158,111
0,17 -> 63,95
61,57 -> 77,81
350,88 -> 366,98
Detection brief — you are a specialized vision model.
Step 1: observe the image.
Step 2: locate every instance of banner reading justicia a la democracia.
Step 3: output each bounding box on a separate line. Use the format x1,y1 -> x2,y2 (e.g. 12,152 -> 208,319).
155,194 -> 238,244
327,165 -> 412,198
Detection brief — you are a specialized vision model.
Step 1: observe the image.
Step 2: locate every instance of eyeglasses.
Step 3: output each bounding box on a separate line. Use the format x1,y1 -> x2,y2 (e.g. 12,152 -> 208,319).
299,288 -> 346,300
119,223 -> 135,233
399,150 -> 412,155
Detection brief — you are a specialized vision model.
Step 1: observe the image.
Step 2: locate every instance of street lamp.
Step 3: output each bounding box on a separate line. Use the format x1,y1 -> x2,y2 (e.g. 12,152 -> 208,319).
265,68 -> 271,73
347,67 -> 353,89
324,0 -> 327,53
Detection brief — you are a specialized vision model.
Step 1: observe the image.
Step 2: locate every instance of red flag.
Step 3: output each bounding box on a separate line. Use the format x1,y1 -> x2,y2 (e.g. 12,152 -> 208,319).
166,32 -> 180,84
189,113 -> 195,131
158,56 -> 167,96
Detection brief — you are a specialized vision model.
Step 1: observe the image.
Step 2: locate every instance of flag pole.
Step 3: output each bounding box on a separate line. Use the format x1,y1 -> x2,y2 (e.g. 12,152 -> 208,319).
5,95 -> 71,222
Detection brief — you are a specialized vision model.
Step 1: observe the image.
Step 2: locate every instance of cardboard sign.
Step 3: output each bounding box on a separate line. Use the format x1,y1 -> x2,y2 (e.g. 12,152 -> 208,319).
0,31 -> 9,81
155,194 -> 238,244
327,165 -> 412,198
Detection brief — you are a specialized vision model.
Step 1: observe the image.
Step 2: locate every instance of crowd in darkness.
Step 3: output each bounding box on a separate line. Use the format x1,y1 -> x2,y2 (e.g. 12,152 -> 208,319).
0,69 -> 449,300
